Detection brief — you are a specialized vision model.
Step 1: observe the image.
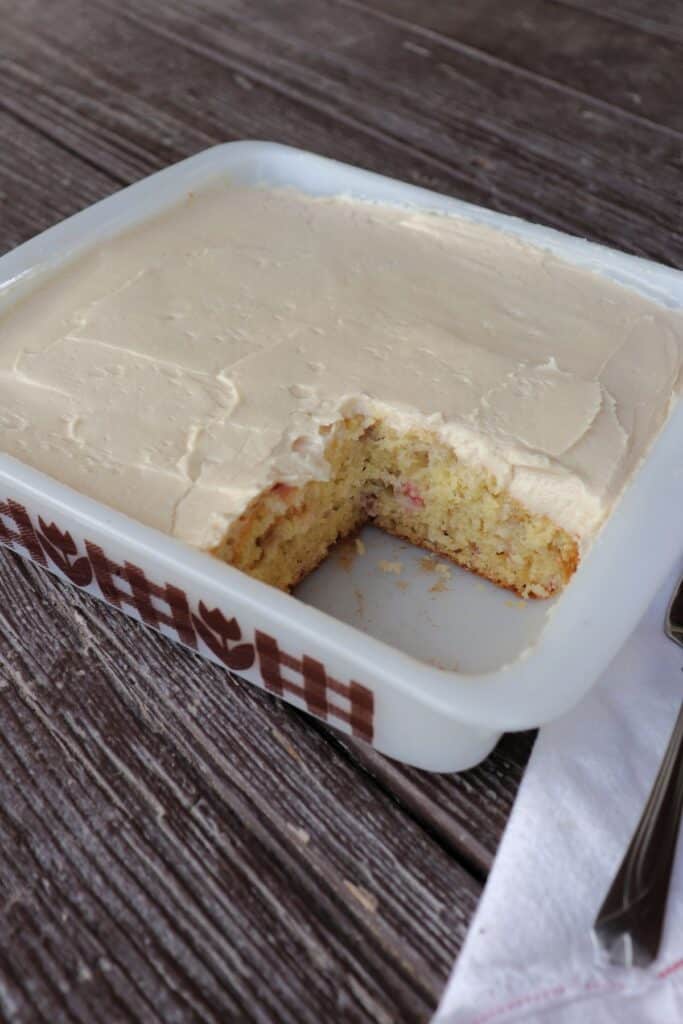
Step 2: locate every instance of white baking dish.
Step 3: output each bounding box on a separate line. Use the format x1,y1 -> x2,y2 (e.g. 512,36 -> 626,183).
1,142 -> 681,772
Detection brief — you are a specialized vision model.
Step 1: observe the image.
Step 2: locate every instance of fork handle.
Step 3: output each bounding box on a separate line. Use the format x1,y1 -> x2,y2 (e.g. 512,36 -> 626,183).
668,583 -> 683,648
593,699 -> 683,966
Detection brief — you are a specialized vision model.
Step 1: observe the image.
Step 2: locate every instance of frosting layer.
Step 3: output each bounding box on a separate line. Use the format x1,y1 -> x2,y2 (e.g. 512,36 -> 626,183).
1,185 -> 681,550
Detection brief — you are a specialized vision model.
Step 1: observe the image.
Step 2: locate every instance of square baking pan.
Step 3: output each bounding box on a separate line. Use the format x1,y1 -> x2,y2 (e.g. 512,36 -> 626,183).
1,141 -> 681,772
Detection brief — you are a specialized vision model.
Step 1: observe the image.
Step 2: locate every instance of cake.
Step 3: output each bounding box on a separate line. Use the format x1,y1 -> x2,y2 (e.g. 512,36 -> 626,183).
1,185 -> 681,597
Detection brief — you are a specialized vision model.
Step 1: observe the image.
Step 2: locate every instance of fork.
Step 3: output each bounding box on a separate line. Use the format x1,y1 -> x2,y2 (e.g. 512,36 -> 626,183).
592,576 -> 683,967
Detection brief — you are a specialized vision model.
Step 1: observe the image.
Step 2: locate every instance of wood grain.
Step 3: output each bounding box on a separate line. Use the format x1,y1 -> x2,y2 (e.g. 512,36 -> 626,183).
552,0 -> 683,40
0,549 -> 480,1023
349,0 -> 683,130
3,0 -> 682,263
0,1 -> 679,1020
339,731 -> 535,878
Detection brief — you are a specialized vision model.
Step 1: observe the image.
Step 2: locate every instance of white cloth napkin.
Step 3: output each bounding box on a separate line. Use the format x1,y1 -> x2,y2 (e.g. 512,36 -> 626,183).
434,566 -> 683,1024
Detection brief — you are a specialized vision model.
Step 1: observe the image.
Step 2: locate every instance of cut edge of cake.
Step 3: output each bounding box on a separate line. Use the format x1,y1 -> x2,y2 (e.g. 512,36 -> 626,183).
212,416 -> 579,598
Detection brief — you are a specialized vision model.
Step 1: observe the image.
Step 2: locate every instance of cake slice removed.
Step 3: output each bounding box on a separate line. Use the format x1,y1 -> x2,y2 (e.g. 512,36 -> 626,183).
218,415 -> 578,598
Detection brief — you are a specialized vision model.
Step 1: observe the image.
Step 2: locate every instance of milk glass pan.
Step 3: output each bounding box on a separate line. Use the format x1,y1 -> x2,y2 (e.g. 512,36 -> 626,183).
0,142 -> 681,771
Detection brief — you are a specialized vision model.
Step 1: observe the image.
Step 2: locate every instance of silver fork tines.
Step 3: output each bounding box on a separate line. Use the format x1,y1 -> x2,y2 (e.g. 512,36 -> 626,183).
592,576 -> 683,968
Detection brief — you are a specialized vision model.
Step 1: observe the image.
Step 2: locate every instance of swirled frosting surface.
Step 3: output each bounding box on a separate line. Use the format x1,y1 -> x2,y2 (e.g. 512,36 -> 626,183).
1,185 -> 681,549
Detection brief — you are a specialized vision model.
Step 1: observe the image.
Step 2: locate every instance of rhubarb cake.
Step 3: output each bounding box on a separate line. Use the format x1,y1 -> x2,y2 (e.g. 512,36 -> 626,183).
1,185 -> 681,597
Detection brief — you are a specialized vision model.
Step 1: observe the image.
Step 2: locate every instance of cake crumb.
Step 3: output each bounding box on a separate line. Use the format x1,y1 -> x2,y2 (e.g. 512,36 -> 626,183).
429,578 -> 449,594
344,881 -> 378,914
336,538 -> 357,571
355,537 -> 366,556
428,657 -> 460,671
505,599 -> 527,609
378,560 -> 403,575
286,823 -> 311,845
271,727 -> 301,761
395,580 -> 409,591
420,556 -> 451,579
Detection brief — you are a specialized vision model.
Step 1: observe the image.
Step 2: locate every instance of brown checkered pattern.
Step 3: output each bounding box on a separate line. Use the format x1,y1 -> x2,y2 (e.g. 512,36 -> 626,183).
255,632 -> 374,741
0,497 -> 375,742
85,541 -> 198,650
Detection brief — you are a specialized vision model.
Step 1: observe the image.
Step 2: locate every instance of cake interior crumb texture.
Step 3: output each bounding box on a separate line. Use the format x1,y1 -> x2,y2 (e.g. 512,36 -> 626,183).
219,416 -> 578,598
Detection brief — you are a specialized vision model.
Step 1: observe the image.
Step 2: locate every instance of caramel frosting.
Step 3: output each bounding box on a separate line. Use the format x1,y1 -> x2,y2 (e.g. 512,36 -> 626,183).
1,185 -> 681,551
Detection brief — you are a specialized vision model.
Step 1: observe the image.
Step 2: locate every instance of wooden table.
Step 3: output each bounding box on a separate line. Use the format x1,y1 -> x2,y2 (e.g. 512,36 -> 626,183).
0,3 -> 680,1021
